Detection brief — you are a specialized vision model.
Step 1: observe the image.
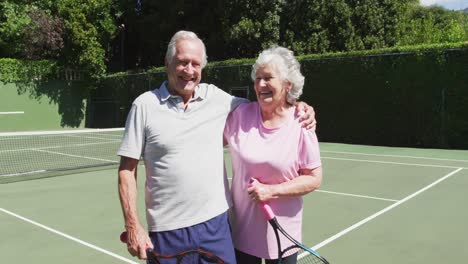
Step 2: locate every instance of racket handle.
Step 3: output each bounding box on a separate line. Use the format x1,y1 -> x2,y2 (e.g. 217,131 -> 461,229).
249,178 -> 276,221
259,202 -> 275,221
120,231 -> 128,243
120,231 -> 152,250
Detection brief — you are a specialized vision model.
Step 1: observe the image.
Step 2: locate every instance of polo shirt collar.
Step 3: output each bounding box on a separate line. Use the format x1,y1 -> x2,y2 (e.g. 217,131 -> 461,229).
159,81 -> 207,102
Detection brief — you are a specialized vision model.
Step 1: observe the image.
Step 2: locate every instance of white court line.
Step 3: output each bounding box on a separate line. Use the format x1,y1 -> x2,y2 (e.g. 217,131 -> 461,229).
316,190 -> 398,202
0,128 -> 123,137
1,170 -> 46,177
64,134 -> 122,141
0,141 -> 120,153
322,150 -> 468,163
311,167 -> 463,251
321,156 -> 465,169
0,111 -> 24,115
227,177 -> 397,203
33,149 -> 118,163
0,208 -> 139,264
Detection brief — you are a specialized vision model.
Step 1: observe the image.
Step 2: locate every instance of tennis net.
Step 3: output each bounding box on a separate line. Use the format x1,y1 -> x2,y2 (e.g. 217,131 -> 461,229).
0,128 -> 124,183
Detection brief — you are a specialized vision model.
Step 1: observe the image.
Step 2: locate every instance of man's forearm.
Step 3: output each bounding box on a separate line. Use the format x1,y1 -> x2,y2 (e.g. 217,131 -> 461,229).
118,162 -> 142,231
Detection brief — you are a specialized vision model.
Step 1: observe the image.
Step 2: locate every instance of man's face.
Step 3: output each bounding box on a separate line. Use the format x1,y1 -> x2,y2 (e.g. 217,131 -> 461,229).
166,39 -> 204,100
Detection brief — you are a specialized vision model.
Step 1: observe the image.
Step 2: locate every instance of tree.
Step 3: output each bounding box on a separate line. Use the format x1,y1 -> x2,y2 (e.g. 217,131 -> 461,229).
0,1 -> 32,57
350,0 -> 411,49
115,0 -> 225,69
22,8 -> 64,60
52,0 -> 118,78
280,0 -> 331,54
0,0 -> 118,78
398,5 -> 467,45
221,0 -> 283,58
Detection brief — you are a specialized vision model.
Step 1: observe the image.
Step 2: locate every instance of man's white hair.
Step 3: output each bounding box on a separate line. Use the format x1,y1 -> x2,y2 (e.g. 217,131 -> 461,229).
165,31 -> 208,68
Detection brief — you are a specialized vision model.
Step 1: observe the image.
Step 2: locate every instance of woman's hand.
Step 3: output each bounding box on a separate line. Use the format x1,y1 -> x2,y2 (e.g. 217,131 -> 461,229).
247,178 -> 277,203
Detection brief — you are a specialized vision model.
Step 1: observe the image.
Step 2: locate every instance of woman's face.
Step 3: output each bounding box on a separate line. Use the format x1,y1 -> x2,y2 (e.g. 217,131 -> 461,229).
254,65 -> 290,108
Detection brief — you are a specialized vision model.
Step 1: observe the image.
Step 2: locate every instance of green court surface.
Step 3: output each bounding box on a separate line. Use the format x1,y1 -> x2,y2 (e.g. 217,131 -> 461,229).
1,143 -> 467,263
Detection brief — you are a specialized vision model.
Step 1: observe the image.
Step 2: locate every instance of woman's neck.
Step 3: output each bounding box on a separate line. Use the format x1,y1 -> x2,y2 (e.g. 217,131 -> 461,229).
260,103 -> 293,129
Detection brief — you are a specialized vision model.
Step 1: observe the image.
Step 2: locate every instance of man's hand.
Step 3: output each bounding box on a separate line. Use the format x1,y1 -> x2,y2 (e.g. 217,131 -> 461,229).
294,101 -> 317,130
118,156 -> 152,259
125,226 -> 153,260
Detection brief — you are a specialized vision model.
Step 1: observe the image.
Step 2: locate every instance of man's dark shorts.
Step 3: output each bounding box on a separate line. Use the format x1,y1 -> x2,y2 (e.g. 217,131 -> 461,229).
148,211 -> 236,264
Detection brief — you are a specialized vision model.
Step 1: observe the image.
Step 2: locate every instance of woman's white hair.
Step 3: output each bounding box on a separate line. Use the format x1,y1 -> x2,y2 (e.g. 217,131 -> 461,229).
165,30 -> 208,68
251,46 -> 305,104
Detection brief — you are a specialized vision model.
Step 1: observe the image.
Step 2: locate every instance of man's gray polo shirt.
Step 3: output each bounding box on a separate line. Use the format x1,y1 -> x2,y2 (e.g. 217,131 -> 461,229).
118,82 -> 246,231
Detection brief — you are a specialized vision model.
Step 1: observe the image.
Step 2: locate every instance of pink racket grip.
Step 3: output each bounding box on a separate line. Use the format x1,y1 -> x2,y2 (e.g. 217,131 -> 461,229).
259,202 -> 275,221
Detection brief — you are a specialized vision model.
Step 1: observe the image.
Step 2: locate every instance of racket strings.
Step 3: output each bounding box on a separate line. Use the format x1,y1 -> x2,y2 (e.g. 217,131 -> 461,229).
282,247 -> 329,264
297,248 -> 329,264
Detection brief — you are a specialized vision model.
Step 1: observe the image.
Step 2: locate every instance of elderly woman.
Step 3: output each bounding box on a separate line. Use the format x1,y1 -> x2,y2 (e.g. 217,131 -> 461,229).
224,46 -> 323,264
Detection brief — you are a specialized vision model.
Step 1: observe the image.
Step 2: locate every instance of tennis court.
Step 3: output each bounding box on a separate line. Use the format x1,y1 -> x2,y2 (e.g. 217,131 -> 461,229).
1,132 -> 467,263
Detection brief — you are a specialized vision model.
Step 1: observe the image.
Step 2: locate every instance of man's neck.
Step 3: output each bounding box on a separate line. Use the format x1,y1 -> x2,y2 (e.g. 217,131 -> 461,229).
167,84 -> 195,109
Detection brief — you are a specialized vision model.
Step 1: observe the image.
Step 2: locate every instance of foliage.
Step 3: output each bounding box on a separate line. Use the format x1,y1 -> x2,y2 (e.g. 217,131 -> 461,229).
97,45 -> 468,149
51,0 -> 118,78
1,0 -> 467,76
105,41 -> 468,77
22,8 -> 64,59
114,0 -> 225,70
0,0 -> 118,79
0,1 -> 32,57
0,58 -> 58,83
221,0 -> 283,58
398,5 -> 468,45
223,0 -> 415,56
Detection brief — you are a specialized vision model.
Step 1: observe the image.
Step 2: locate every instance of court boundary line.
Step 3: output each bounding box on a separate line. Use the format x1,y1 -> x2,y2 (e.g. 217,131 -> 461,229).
311,167 -> 463,251
0,207 -> 139,264
0,141 -> 120,153
322,156 -> 466,169
322,150 -> 468,163
1,170 -> 46,178
33,149 -> 118,163
0,128 -> 123,137
227,177 -> 398,202
316,190 -> 398,202
0,111 -> 24,115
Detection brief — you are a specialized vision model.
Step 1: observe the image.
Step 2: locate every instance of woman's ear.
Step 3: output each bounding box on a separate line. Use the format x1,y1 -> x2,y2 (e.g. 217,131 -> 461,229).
284,81 -> 292,92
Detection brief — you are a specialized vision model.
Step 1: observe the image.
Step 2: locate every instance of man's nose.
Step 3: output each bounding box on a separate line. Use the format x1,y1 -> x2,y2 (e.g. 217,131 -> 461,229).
183,63 -> 194,73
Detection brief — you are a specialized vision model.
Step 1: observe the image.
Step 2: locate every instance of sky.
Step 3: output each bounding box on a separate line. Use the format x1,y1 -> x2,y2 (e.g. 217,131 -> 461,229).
420,0 -> 468,10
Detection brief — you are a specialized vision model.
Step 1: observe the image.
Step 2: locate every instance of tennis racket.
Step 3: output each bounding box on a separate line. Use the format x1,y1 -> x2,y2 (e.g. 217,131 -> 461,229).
120,231 -> 225,264
259,202 -> 330,264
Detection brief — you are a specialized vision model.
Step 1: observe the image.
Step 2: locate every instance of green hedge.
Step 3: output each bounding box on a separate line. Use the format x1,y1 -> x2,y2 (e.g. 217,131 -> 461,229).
5,42 -> 467,148
0,58 -> 58,83
300,48 -> 467,149
56,41 -> 468,149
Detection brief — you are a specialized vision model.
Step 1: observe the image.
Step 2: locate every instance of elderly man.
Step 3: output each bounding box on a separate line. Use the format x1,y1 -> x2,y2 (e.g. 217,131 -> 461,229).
118,30 -> 315,263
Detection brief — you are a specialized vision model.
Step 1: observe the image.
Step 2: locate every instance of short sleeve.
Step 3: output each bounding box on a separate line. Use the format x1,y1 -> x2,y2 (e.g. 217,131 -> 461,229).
117,102 -> 146,160
224,111 -> 236,142
298,130 -> 321,170
210,84 -> 248,114
230,96 -> 249,112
